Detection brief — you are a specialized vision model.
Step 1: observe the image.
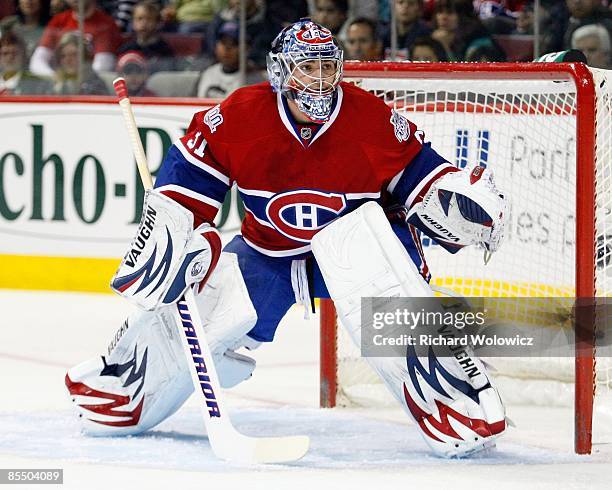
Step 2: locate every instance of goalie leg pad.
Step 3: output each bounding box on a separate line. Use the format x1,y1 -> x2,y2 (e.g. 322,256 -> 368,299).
193,251 -> 259,356
396,345 -> 506,457
66,253 -> 259,436
312,201 -> 432,346
311,202 -> 506,456
65,309 -> 194,436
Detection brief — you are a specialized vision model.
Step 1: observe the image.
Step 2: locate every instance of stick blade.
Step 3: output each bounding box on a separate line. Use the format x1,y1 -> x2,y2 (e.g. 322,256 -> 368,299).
212,433 -> 309,465
253,435 -> 310,464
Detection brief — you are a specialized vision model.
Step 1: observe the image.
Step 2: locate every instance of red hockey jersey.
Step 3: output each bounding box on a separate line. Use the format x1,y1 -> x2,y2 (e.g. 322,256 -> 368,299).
155,81 -> 456,257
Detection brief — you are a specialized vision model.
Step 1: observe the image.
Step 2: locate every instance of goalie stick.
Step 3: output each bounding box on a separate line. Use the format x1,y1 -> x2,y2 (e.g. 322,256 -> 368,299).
112,77 -> 310,464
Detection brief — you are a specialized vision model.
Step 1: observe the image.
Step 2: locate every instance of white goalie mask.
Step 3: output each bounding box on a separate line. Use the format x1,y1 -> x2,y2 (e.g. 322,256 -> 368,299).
266,19 -> 343,123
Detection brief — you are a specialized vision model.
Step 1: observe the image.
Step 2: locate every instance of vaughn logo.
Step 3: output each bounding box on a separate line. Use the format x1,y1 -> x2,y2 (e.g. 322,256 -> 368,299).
112,226 -> 174,295
125,205 -> 157,267
421,214 -> 460,242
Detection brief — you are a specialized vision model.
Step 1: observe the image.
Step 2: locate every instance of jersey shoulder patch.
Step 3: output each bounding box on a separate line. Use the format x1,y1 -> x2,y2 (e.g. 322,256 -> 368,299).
390,110 -> 411,143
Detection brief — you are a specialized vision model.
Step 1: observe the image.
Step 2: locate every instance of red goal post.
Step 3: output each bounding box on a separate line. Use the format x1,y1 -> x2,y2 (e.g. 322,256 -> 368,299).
319,61 -> 606,455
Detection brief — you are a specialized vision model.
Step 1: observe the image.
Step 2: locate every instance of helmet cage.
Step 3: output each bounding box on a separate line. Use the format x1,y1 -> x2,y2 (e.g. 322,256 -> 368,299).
266,20 -> 343,122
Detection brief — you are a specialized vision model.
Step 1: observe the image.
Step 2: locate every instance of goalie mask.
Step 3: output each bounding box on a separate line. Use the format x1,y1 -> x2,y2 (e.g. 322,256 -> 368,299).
267,19 -> 343,123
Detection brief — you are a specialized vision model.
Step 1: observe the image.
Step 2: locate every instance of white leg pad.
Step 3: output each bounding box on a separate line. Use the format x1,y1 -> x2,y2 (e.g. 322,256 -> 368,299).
312,202 -> 506,457
66,309 -> 194,436
312,201 -> 432,345
193,251 -> 259,355
66,252 -> 259,436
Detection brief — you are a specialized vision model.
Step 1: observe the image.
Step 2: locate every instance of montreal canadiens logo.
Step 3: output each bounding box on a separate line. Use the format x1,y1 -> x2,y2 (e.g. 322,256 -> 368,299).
296,25 -> 332,45
266,190 -> 346,243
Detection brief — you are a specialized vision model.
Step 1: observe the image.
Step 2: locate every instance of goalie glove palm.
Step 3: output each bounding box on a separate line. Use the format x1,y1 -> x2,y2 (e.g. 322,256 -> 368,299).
111,190 -> 221,310
409,167 -> 507,253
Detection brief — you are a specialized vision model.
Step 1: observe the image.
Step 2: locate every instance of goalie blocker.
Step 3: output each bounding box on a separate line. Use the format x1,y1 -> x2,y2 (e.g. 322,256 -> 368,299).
111,190 -> 222,310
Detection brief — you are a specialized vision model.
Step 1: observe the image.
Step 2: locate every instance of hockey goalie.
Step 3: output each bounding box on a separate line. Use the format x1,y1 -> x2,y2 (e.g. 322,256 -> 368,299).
65,19 -> 508,458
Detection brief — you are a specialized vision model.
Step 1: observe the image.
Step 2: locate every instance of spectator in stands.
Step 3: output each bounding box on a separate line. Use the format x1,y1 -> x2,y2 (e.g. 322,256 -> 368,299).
311,0 -> 379,21
513,2 -> 534,34
51,31 -> 108,94
312,0 -> 350,40
0,29 -> 52,94
208,0 -> 277,69
431,0 -> 500,61
472,1 -> 528,34
563,0 -> 612,50
408,35 -> 448,61
344,17 -> 382,60
196,20 -> 263,98
267,0 -> 308,27
50,0 -> 68,16
161,0 -> 224,33
29,0 -> 122,76
513,1 -> 563,54
571,23 -> 611,68
118,1 -> 175,72
116,50 -> 158,95
473,0 -> 527,17
465,42 -> 506,61
348,0 -> 379,21
0,0 -> 51,62
381,0 -> 432,60
108,0 -> 139,31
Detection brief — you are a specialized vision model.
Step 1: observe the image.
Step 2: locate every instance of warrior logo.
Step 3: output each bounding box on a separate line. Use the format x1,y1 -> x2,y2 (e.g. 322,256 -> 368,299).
390,110 -> 411,143
266,190 -> 346,243
204,104 -> 223,133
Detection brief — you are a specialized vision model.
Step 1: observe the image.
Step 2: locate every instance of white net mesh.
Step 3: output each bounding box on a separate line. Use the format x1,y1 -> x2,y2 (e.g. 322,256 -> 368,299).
333,66 -> 612,411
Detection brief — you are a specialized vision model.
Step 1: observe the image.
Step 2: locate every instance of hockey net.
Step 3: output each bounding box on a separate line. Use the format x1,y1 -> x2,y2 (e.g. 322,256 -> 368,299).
319,62 -> 612,454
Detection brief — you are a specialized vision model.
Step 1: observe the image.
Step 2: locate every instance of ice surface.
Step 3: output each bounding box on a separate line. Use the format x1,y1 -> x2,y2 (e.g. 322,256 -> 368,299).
0,290 -> 610,489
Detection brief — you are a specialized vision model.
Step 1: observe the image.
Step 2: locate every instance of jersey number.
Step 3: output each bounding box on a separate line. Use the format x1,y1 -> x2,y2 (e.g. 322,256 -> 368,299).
187,131 -> 207,158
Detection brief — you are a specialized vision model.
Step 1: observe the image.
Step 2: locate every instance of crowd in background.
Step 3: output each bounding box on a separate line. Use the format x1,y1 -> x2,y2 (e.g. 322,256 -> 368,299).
1,0 -> 611,97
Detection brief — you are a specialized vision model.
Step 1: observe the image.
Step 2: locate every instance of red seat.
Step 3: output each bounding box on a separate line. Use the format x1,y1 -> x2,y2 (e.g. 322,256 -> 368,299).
161,33 -> 204,57
0,3 -> 16,19
492,34 -> 534,62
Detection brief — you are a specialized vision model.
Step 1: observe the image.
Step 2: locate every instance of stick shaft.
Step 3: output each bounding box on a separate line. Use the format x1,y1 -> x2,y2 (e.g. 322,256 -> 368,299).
117,98 -> 154,190
112,79 -> 309,463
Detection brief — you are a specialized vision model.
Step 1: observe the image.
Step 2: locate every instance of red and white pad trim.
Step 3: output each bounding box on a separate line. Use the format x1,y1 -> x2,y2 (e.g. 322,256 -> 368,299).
157,184 -> 222,226
405,163 -> 459,209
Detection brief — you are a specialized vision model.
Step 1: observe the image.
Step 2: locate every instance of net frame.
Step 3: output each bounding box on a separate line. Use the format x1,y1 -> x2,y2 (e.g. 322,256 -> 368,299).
318,61 -> 598,455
